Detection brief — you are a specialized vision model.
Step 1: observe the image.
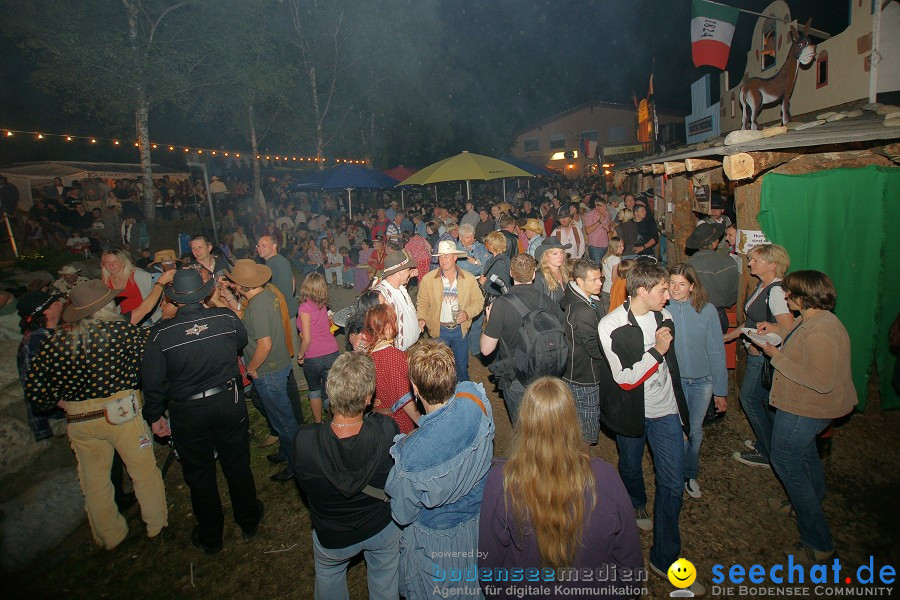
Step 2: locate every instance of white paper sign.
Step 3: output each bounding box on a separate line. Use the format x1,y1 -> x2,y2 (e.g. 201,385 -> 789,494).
737,229 -> 770,254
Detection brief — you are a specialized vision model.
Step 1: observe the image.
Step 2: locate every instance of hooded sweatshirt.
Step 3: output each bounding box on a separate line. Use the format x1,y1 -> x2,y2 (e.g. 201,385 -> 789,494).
294,413 -> 399,549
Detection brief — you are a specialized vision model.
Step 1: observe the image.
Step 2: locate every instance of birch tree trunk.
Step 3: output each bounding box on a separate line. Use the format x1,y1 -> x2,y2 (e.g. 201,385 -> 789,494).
249,102 -> 266,209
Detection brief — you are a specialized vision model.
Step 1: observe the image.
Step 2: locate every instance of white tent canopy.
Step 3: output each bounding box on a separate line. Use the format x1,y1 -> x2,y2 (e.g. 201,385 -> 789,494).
0,160 -> 189,210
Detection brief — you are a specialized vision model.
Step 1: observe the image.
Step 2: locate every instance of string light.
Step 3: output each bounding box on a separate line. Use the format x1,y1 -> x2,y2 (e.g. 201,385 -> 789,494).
0,127 -> 366,164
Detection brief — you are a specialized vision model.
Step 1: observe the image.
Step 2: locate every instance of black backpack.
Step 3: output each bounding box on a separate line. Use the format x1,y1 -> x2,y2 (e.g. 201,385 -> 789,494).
498,294 -> 568,385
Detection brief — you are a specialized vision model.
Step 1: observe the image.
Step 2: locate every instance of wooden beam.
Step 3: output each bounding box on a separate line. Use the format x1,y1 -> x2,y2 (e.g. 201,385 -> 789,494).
651,163 -> 665,175
684,158 -> 722,172
772,150 -> 891,175
664,161 -> 686,176
641,165 -> 652,174
874,142 -> 900,164
723,151 -> 798,181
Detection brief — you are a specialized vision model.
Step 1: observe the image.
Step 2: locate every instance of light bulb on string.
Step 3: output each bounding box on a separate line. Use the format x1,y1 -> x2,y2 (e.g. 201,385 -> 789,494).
66,136 -> 72,141
37,134 -> 44,140
169,146 -> 174,151
91,139 -> 97,144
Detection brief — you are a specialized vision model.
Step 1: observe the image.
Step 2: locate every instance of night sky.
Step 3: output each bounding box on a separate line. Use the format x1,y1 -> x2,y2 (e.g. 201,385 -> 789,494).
0,0 -> 849,168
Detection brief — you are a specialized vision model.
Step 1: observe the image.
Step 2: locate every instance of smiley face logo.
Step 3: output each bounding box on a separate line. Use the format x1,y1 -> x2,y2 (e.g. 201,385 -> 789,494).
667,558 -> 697,588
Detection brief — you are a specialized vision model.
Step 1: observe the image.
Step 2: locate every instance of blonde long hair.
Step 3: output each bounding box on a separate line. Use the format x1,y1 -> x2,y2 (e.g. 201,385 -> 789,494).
100,250 -> 135,286
503,377 -> 596,568
64,300 -> 125,351
538,249 -> 570,293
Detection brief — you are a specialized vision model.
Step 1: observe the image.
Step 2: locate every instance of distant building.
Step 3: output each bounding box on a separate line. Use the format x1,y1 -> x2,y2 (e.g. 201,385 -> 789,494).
511,99 -> 685,178
687,0 -> 900,143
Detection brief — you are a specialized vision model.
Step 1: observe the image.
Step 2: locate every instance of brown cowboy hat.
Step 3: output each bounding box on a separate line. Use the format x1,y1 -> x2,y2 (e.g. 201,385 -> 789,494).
225,259 -> 272,288
150,249 -> 177,265
63,280 -> 123,322
382,250 -> 413,276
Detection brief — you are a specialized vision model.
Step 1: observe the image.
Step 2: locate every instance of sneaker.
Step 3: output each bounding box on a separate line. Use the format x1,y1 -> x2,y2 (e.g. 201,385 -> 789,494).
634,506 -> 653,532
649,561 -> 707,597
767,497 -> 796,517
785,541 -> 837,566
684,479 -> 702,499
743,439 -> 756,450
732,449 -> 771,468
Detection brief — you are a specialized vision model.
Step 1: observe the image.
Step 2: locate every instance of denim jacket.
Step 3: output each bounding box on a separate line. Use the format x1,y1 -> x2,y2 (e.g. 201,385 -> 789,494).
386,381 -> 495,531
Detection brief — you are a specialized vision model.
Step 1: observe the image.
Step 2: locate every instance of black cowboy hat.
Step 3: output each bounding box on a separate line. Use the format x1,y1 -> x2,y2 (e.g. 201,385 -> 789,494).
165,268 -> 214,304
534,237 -> 572,262
685,222 -> 726,249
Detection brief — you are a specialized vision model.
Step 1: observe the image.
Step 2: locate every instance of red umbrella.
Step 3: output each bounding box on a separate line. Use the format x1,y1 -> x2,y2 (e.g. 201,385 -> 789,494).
383,165 -> 419,208
383,165 -> 418,181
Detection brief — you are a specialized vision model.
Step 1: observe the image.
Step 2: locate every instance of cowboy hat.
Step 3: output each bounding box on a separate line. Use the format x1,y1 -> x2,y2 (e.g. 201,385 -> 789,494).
150,249 -> 177,265
165,268 -> 214,304
225,259 -> 272,288
63,280 -> 123,322
685,222 -> 726,249
58,264 -> 82,275
431,240 -> 468,258
534,237 -> 572,263
17,290 -> 64,319
382,250 -> 413,276
522,218 -> 544,235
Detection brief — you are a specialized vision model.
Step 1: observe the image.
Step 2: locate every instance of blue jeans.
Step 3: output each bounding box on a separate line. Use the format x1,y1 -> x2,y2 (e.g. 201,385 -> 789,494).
303,351 -> 338,403
500,378 -> 527,426
682,375 -> 713,480
467,313 -> 484,356
740,353 -> 775,461
568,382 -> 600,444
312,521 -> 401,600
439,325 -> 469,382
770,411 -> 834,552
587,245 -> 606,264
253,364 -> 299,474
617,413 -> 685,571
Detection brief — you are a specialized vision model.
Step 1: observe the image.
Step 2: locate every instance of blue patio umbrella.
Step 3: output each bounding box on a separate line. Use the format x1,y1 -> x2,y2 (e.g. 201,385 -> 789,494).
291,164 -> 398,219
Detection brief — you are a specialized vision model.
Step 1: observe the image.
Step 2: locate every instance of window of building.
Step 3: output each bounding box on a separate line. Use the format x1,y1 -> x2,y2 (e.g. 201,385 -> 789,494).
580,130 -> 598,142
761,19 -> 777,71
816,51 -> 828,88
523,138 -> 540,153
549,134 -> 566,150
607,126 -> 626,144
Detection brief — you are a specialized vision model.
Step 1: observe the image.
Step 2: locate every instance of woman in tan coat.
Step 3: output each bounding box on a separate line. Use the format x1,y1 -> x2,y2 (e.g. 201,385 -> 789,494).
755,270 -> 856,565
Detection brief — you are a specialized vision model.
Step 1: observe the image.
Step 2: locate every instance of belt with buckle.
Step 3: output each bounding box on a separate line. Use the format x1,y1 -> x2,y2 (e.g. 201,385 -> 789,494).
67,409 -> 106,423
440,322 -> 460,330
187,378 -> 236,400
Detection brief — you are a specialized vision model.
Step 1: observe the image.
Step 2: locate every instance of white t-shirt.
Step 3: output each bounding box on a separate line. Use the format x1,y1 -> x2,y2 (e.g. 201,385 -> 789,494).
633,311 -> 679,418
601,255 -> 621,294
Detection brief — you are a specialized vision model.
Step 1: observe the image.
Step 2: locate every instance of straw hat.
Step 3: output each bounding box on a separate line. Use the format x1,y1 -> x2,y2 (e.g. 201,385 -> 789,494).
431,240 -> 468,258
63,280 -> 122,322
225,259 -> 272,288
58,264 -> 82,275
150,249 -> 177,265
522,219 -> 544,235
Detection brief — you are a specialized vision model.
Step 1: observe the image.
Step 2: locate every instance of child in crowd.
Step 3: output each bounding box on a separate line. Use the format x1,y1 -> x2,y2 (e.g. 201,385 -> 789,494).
607,258 -> 636,314
297,273 -> 340,423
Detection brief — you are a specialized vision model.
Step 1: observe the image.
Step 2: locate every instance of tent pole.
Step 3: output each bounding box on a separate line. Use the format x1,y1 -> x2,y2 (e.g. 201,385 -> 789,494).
466,180 -> 471,201
502,179 -> 506,201
401,188 -> 405,210
434,185 -> 438,203
347,188 -> 353,220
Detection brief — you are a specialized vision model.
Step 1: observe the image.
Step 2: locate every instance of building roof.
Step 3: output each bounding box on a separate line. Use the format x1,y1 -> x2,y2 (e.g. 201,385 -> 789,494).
515,98 -> 686,138
615,107 -> 899,169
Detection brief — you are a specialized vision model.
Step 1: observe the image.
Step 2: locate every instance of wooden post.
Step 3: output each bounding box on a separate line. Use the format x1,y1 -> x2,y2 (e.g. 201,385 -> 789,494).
669,174 -> 693,265
734,179 -> 763,324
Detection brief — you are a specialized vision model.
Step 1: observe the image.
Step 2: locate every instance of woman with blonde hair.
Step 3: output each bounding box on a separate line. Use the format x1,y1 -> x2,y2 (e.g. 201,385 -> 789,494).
532,238 -> 571,309
297,272 -> 339,423
724,243 -> 794,467
100,249 -> 164,325
613,207 -> 638,255
478,377 -> 641,598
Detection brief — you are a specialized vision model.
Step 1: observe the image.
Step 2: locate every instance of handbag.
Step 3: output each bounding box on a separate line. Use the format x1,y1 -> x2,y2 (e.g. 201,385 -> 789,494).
103,392 -> 140,425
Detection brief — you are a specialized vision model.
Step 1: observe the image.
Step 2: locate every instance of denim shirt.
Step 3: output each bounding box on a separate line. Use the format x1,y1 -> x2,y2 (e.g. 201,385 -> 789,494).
456,240 -> 491,276
666,298 -> 728,397
386,381 -> 495,530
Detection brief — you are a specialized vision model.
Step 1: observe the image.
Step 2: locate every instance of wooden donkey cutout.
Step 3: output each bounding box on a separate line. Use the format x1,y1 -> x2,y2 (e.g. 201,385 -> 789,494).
740,18 -> 816,130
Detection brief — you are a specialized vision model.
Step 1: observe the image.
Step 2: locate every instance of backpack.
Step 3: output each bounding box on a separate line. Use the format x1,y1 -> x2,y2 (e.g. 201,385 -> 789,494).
497,294 -> 568,385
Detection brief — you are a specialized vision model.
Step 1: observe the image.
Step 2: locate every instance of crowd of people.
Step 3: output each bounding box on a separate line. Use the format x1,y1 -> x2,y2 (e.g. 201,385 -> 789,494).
11,170 -> 860,599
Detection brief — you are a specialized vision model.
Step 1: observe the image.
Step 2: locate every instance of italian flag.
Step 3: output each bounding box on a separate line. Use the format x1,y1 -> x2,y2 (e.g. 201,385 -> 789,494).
691,0 -> 740,70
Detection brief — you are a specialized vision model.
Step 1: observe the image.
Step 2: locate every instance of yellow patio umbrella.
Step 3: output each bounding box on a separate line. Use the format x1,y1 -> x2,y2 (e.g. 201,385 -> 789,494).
396,151 -> 533,200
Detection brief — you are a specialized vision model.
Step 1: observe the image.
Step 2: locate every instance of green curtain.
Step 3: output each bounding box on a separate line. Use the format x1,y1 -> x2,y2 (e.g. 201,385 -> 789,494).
758,165 -> 900,411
